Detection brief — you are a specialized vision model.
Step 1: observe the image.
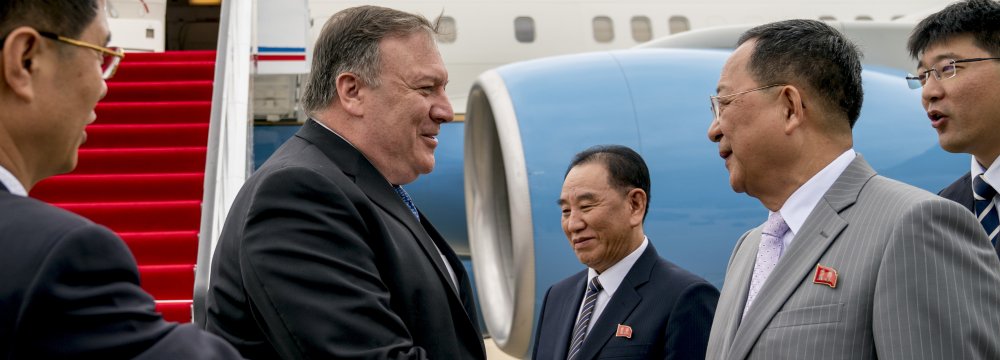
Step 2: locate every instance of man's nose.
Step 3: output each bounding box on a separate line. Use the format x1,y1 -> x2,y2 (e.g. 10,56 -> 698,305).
921,74 -> 944,104
431,91 -> 454,123
707,118 -> 723,143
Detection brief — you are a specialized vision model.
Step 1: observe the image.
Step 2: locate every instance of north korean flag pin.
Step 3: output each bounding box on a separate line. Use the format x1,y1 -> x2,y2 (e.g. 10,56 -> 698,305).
813,264 -> 838,288
616,324 -> 633,339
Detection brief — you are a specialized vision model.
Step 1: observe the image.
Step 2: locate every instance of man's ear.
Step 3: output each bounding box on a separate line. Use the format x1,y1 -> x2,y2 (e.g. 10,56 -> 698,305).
335,72 -> 364,117
2,27 -> 42,101
627,188 -> 647,227
779,85 -> 805,135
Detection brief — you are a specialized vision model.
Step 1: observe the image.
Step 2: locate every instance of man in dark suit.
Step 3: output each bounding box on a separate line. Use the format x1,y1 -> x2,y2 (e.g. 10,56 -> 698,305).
204,5 -> 485,359
534,145 -> 719,360
0,0 -> 241,358
906,0 -> 1000,254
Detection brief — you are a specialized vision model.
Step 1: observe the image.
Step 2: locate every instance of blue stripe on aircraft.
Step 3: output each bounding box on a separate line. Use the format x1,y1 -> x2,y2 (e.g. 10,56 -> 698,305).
258,47 -> 306,53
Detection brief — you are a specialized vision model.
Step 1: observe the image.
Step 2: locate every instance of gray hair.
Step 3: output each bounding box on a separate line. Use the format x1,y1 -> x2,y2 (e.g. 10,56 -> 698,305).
737,19 -> 865,127
301,5 -> 437,115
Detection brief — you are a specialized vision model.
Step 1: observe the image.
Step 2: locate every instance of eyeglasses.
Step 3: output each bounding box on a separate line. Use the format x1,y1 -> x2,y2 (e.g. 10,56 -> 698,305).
906,57 -> 1000,89
37,31 -> 125,80
709,84 -> 786,121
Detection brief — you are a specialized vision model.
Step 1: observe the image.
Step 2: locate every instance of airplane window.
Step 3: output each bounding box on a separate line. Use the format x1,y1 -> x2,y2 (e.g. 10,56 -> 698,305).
515,16 -> 535,43
892,15 -> 904,20
819,15 -> 837,21
855,15 -> 873,21
631,16 -> 652,42
436,16 -> 457,43
593,16 -> 614,43
668,16 -> 690,34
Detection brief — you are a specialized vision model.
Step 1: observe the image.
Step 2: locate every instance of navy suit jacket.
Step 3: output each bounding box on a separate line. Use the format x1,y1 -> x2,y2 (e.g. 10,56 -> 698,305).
0,184 -> 241,359
939,172 -> 1000,258
205,120 -> 485,359
532,243 -> 718,360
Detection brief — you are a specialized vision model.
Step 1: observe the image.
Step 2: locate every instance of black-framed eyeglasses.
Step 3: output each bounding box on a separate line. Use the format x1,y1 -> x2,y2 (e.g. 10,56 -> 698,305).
906,57 -> 1000,89
709,84 -> 786,121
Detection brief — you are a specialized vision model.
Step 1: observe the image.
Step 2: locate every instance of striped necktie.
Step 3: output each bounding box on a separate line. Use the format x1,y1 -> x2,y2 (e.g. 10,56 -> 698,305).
973,174 -> 999,245
567,277 -> 603,360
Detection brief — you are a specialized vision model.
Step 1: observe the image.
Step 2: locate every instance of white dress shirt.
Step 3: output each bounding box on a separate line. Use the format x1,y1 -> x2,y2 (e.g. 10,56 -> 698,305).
773,149 -> 856,257
574,236 -> 649,336
312,120 -> 459,290
0,164 -> 27,197
971,155 -> 1000,208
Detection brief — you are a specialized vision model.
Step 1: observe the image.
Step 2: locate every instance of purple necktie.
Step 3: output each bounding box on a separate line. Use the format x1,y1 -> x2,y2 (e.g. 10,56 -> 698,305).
743,212 -> 790,318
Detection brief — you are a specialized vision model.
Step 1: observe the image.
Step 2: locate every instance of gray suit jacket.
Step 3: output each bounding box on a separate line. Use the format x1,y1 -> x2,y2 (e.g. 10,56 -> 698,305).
706,156 -> 1000,360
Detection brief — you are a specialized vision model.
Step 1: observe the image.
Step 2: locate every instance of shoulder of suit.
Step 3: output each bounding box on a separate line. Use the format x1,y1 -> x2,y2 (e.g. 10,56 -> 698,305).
864,175 -> 945,203
0,193 -> 114,258
650,257 -> 715,289
0,193 -> 93,231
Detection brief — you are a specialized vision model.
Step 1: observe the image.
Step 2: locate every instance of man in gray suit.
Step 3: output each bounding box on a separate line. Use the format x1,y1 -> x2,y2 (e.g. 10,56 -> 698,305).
705,19 -> 1000,360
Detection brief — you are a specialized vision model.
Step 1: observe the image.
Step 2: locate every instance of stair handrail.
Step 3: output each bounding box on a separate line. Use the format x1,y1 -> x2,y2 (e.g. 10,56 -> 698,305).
193,0 -> 254,326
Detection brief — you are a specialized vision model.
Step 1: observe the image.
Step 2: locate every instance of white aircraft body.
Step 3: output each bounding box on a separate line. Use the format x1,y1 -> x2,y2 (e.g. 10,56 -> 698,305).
107,0 -> 954,115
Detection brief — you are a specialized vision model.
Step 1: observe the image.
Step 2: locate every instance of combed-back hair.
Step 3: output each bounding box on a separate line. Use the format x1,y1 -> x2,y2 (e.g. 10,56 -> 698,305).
0,0 -> 99,43
737,19 -> 864,127
907,0 -> 1000,59
565,145 -> 652,221
301,5 -> 437,115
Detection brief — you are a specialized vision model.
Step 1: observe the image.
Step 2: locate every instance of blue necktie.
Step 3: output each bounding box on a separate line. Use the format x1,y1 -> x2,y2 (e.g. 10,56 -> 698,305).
567,277 -> 602,360
973,175 -> 999,245
393,185 -> 420,221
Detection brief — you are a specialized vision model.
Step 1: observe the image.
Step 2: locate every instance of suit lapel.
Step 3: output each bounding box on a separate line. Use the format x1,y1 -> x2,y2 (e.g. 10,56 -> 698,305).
421,215 -> 480,326
728,156 -> 874,360
295,119 -> 461,300
551,273 -> 589,360
576,244 -> 658,360
713,228 -> 761,358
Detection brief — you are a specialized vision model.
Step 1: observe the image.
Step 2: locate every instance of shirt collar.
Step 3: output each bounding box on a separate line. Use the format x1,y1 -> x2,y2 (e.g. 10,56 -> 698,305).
971,155 -> 1000,195
587,236 -> 649,297
0,164 -> 27,197
778,149 -> 856,236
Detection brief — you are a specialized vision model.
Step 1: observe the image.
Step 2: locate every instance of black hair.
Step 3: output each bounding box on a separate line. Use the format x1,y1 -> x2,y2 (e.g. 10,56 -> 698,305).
0,0 -> 100,42
907,0 -> 1000,59
565,145 -> 651,220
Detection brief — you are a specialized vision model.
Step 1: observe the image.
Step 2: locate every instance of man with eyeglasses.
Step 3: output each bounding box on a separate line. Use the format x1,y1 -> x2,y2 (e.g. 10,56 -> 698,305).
907,0 -> 1000,257
705,19 -> 1000,360
0,0 -> 241,358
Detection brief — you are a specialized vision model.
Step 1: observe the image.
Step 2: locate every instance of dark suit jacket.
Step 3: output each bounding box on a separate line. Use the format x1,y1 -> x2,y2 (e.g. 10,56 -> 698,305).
205,120 -> 485,359
939,172 -> 974,212
939,172 -> 999,258
0,184 -> 241,359
532,243 -> 719,360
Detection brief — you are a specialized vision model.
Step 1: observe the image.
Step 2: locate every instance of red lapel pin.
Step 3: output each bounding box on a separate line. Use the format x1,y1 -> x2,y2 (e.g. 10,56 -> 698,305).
813,264 -> 838,288
616,324 -> 632,339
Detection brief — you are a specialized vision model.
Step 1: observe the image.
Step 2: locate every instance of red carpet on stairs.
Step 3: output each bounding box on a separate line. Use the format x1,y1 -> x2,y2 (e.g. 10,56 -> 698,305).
31,50 -> 216,323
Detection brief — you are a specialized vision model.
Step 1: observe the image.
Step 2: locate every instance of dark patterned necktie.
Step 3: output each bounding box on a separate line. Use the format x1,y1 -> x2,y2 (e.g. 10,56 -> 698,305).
973,175 -> 998,245
567,277 -> 603,360
392,185 -> 420,221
